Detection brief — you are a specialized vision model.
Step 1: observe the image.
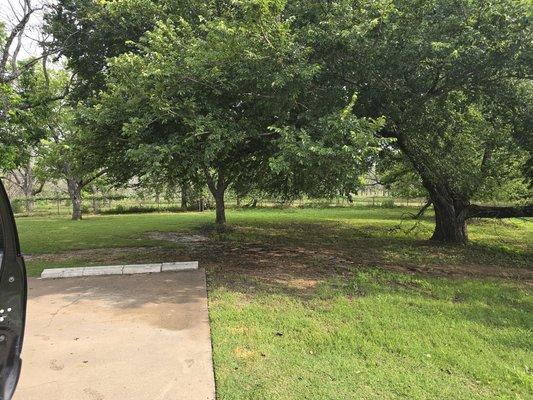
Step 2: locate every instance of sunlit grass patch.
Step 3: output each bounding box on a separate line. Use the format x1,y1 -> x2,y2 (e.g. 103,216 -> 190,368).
210,269 -> 532,399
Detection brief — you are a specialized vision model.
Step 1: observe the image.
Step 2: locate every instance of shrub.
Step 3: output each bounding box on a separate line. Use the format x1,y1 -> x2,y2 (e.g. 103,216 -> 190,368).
101,205 -> 184,215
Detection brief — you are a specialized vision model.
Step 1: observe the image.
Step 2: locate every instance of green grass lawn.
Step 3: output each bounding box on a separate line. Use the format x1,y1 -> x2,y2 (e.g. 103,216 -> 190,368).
210,272 -> 531,399
14,206 -> 533,399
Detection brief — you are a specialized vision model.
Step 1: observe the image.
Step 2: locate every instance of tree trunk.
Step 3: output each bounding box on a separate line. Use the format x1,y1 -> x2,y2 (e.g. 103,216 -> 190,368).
394,133 -> 470,244
180,183 -> 188,209
214,189 -> 226,225
19,162 -> 35,213
384,129 -> 533,245
431,199 -> 468,244
24,195 -> 34,214
203,168 -> 228,226
91,197 -> 99,213
67,179 -> 83,220
419,180 -> 470,245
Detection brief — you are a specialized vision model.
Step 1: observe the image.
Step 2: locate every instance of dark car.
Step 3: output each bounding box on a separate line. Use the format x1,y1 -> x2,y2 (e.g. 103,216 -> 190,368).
0,180 -> 27,400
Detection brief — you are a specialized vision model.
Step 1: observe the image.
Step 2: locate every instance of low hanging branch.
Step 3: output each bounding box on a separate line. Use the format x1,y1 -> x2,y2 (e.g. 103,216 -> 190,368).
466,204 -> 533,219
391,199 -> 433,234
412,199 -> 432,219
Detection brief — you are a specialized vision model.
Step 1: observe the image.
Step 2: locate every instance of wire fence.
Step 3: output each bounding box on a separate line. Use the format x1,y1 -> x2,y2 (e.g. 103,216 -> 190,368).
9,194 -> 428,217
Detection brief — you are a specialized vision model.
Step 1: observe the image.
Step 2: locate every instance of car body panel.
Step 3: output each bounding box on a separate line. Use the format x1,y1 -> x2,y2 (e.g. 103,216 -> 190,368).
0,180 -> 27,400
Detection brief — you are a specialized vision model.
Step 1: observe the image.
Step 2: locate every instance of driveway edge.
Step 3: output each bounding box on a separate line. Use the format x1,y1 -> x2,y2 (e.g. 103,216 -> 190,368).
40,261 -> 198,279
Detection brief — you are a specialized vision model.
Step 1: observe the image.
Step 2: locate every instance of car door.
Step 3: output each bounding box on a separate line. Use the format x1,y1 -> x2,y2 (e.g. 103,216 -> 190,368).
0,180 -> 27,400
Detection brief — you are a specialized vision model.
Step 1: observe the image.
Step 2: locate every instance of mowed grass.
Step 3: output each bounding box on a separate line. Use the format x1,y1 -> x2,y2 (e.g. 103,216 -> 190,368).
14,206 -> 533,399
17,207 -> 532,260
210,273 -> 531,399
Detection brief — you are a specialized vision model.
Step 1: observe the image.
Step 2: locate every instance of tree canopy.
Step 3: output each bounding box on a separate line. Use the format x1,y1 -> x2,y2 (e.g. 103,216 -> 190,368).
288,0 -> 532,242
84,0 -> 382,225
18,0 -> 532,241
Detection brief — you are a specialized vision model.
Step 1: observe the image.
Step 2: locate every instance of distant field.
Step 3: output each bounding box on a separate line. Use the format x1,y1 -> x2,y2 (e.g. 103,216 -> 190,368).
15,207 -> 533,399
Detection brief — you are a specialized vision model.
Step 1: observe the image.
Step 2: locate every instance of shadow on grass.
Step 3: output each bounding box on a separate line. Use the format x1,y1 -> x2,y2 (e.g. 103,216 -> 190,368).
197,218 -> 532,335
208,263 -> 532,332
202,218 -> 532,278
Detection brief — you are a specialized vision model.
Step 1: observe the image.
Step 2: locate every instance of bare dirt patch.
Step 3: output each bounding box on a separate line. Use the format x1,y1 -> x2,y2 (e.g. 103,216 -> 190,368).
27,227 -> 532,291
194,237 -> 533,296
147,231 -> 210,244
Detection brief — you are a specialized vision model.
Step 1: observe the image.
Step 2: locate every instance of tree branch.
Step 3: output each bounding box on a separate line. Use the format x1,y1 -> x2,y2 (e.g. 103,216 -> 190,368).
480,144 -> 493,176
80,169 -> 106,188
203,167 -> 217,195
0,0 -> 46,83
466,204 -> 533,219
1,53 -> 49,84
18,72 -> 75,110
413,200 -> 432,219
31,180 -> 46,196
0,0 -> 35,75
375,129 -> 400,139
1,174 -> 21,189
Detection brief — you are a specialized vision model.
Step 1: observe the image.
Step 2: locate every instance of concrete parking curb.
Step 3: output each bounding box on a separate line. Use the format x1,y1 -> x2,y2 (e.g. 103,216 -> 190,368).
40,261 -> 198,279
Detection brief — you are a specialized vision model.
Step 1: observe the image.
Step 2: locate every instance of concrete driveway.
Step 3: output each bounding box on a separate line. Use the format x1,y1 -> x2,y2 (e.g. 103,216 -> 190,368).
13,269 -> 215,400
